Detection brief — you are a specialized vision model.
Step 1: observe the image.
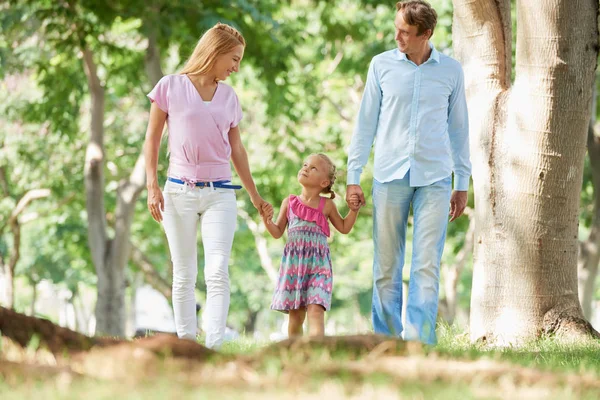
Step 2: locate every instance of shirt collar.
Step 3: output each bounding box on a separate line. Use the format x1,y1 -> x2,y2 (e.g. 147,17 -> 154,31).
396,42 -> 440,64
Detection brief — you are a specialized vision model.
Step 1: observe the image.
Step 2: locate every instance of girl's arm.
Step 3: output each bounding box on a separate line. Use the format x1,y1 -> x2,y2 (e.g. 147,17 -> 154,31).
263,197 -> 289,239
144,103 -> 167,222
326,198 -> 358,234
229,125 -> 273,219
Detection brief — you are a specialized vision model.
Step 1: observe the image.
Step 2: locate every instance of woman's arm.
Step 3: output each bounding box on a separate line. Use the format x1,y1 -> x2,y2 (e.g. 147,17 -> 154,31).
326,199 -> 358,234
263,197 -> 289,239
229,125 -> 273,219
144,103 -> 167,222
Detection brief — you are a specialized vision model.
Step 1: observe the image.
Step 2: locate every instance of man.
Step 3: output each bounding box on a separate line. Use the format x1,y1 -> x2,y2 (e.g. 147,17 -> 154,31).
346,0 -> 471,345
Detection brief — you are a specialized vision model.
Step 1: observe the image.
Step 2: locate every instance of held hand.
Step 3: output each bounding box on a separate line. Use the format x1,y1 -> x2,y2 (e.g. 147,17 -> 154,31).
251,194 -> 273,219
346,185 -> 365,211
349,194 -> 361,210
261,201 -> 274,222
449,190 -> 468,222
147,185 -> 164,223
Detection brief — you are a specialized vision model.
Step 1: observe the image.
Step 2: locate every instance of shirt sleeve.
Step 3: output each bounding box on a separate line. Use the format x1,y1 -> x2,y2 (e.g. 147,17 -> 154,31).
448,65 -> 471,191
147,75 -> 170,113
346,58 -> 382,185
231,90 -> 243,128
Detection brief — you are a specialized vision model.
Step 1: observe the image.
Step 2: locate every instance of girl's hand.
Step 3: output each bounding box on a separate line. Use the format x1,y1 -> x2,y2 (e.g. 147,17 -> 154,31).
348,194 -> 361,210
262,201 -> 274,221
147,185 -> 164,222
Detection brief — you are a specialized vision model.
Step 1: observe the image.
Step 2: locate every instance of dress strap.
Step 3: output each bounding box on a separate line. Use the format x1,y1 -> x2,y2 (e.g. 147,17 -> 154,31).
318,196 -> 326,212
287,194 -> 295,220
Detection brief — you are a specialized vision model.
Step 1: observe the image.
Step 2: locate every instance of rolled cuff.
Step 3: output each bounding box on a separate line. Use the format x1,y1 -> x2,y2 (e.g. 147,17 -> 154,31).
347,170 -> 362,186
454,174 -> 470,191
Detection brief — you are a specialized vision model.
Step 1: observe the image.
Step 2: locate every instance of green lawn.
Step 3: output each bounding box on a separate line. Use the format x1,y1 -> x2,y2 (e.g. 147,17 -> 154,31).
2,328 -> 600,400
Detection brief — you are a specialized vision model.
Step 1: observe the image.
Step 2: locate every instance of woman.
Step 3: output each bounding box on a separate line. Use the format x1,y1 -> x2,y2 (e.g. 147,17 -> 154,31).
144,22 -> 273,349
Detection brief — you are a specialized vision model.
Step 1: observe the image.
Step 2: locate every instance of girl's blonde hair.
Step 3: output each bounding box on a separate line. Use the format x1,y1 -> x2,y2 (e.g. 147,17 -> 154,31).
314,153 -> 337,200
179,22 -> 246,77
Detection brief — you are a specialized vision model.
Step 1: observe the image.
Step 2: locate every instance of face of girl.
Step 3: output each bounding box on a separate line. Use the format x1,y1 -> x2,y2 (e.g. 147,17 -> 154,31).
297,155 -> 330,189
213,45 -> 244,81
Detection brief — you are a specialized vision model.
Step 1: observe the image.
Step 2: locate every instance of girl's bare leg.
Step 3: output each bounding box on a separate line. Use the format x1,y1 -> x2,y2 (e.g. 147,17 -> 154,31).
288,308 -> 306,337
307,304 -> 325,337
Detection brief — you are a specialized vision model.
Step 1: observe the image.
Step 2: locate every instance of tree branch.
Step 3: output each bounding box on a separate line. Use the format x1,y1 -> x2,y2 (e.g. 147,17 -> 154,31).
237,209 -> 278,285
129,242 -> 172,300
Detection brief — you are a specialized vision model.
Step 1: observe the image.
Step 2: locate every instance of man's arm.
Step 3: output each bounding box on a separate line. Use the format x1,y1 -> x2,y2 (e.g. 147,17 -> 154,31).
447,64 -> 471,192
448,64 -> 471,221
346,58 -> 382,208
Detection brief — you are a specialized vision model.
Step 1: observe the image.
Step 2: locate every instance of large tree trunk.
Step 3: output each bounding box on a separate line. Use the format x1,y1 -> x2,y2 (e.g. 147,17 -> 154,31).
453,0 -> 600,343
81,30 -> 164,336
81,45 -> 120,336
578,90 -> 600,320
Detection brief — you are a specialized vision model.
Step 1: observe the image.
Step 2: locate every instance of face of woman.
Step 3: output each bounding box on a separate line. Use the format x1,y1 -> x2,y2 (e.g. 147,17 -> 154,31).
213,45 -> 244,81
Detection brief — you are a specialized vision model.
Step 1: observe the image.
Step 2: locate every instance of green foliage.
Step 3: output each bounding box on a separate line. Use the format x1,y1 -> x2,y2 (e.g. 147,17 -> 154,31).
6,0 -> 591,335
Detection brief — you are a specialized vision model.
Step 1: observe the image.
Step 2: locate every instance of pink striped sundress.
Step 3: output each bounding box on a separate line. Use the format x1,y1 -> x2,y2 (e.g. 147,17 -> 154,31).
270,195 -> 333,312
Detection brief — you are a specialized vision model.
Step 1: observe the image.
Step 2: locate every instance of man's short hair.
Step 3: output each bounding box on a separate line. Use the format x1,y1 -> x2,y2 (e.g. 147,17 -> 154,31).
396,0 -> 438,37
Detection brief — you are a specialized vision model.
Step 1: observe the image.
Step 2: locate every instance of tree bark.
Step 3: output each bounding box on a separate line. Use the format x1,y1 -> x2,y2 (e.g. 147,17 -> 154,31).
30,280 -> 37,316
81,28 -> 164,336
578,88 -> 600,320
453,0 -> 600,343
81,45 -> 121,336
243,309 -> 259,334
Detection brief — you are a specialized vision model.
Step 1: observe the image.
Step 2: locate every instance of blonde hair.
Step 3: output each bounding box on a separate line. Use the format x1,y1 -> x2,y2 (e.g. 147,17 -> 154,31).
314,153 -> 337,200
179,23 -> 246,77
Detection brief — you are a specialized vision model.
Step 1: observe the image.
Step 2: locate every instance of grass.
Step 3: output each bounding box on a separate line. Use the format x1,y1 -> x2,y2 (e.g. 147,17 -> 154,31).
2,327 -> 600,399
219,336 -> 265,355
434,324 -> 600,376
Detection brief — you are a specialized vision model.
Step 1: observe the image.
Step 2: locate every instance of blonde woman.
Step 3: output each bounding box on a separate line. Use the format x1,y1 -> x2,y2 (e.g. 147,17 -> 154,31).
144,22 -> 273,349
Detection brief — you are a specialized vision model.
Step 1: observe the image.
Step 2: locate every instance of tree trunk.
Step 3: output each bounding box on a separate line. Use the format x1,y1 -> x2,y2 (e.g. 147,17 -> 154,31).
243,309 -> 259,334
30,280 -> 37,316
578,88 -> 600,320
453,0 -> 600,343
81,45 -> 120,336
81,30 -> 164,336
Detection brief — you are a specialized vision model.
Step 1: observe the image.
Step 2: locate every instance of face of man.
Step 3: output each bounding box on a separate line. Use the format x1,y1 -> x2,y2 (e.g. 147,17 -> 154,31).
394,11 -> 431,56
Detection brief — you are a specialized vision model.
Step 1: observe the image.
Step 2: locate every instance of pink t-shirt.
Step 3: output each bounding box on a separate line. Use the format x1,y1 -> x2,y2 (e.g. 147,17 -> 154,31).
147,74 -> 243,182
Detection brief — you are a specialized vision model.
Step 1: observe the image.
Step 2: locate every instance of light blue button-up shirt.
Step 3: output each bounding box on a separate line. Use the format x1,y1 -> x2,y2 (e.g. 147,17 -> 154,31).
347,44 -> 471,191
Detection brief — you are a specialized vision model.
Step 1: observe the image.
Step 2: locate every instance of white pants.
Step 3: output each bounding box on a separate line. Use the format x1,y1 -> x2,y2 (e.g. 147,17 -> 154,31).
161,180 -> 237,349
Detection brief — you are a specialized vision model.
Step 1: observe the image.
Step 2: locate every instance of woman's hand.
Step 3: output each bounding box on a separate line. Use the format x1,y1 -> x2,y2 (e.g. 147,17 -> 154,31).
147,185 -> 164,222
251,195 -> 273,220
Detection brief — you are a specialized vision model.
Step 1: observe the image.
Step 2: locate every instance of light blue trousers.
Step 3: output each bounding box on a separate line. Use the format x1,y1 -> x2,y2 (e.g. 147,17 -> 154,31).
371,172 -> 451,345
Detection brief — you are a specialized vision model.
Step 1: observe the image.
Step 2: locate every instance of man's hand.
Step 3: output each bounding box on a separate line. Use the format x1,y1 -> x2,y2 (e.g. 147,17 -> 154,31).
346,184 -> 365,211
449,190 -> 467,222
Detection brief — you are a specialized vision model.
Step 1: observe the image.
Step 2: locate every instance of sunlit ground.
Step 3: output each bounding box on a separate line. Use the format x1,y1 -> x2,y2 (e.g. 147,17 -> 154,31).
2,324 -> 600,400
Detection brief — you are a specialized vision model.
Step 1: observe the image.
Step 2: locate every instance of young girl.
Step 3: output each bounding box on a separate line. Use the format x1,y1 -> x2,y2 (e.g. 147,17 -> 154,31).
262,154 -> 360,337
